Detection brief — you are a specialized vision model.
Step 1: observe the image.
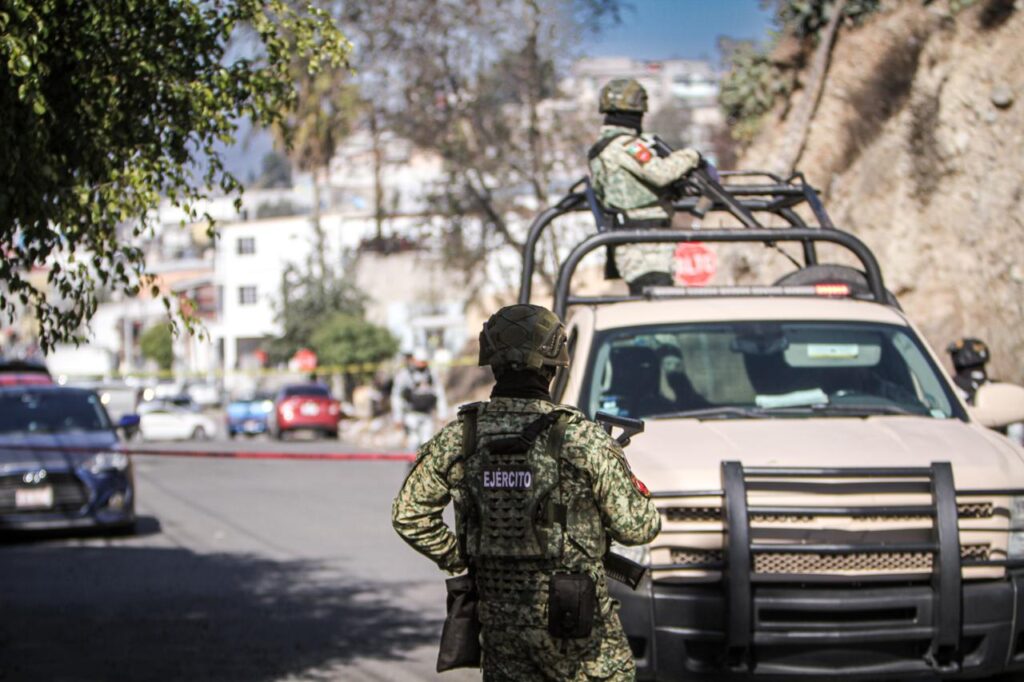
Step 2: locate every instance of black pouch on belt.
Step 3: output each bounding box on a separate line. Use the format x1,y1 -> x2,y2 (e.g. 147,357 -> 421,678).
548,573 -> 596,639
436,574 -> 481,672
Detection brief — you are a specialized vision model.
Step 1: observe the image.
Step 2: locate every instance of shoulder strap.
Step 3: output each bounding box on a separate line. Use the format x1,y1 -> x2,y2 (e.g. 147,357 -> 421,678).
587,133 -> 629,161
459,402 -> 485,459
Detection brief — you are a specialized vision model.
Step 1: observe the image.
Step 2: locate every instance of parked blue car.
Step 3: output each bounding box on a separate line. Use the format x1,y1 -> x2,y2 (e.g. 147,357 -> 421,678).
225,393 -> 275,438
0,385 -> 137,532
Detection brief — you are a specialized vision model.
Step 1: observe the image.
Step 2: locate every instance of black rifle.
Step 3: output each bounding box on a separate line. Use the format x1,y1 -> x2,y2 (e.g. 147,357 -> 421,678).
648,135 -> 764,229
594,411 -> 650,589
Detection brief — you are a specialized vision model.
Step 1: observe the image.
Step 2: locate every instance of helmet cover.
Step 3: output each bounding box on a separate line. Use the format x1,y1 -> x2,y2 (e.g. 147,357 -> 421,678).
478,304 -> 570,371
599,78 -> 648,114
948,337 -> 990,370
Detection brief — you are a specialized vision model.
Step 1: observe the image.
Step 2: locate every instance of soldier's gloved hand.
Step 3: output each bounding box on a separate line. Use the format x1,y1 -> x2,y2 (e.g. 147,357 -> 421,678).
699,156 -> 720,183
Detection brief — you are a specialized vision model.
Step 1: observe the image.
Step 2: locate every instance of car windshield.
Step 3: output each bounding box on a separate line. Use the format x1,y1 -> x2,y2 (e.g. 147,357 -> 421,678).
0,390 -> 113,434
582,321 -> 964,421
283,385 -> 330,398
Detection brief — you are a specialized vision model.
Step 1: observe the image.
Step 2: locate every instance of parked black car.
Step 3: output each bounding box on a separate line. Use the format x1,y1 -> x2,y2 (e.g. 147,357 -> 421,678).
0,385 -> 138,532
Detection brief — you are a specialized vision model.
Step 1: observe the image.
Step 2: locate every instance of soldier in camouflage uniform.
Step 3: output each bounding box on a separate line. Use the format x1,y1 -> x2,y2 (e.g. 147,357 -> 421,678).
589,78 -> 702,294
392,304 -> 661,681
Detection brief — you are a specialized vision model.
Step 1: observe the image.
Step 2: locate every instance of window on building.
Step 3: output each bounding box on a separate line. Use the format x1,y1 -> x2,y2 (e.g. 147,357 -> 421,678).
238,286 -> 258,305
237,237 -> 256,255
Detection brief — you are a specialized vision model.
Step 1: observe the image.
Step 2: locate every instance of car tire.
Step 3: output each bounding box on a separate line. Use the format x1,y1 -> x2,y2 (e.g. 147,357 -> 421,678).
773,264 -> 901,308
274,428 -> 286,441
227,430 -> 237,439
191,426 -> 209,441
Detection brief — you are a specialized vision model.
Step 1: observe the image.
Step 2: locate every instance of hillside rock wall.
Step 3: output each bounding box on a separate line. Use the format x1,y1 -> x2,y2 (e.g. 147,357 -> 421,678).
737,0 -> 1024,381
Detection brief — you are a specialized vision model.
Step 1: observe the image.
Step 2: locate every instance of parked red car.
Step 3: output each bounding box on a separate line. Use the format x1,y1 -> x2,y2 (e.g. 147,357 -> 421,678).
269,384 -> 341,439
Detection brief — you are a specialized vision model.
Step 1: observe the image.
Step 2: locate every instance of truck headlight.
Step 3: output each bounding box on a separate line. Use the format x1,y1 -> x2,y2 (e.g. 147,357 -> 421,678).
1010,497 -> 1024,558
84,451 -> 130,474
609,542 -> 651,567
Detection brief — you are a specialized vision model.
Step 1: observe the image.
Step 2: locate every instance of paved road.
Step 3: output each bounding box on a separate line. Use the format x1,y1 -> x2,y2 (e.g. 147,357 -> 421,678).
3,437 -> 1022,681
0,438 -> 474,681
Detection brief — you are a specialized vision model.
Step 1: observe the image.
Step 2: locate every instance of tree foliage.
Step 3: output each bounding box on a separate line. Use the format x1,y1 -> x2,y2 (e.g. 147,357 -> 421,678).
720,0 -> 882,142
264,258 -> 367,365
139,323 -> 173,371
336,0 -> 620,289
310,313 -> 398,369
0,0 -> 350,349
773,0 -> 880,38
251,151 -> 293,189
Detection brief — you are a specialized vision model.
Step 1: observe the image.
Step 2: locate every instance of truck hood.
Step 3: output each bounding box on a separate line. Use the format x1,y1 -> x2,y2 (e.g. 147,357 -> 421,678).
626,416 -> 1024,492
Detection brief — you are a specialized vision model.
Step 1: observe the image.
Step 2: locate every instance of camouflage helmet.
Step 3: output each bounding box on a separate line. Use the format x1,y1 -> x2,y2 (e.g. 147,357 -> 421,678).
599,78 -> 648,114
479,304 -> 570,371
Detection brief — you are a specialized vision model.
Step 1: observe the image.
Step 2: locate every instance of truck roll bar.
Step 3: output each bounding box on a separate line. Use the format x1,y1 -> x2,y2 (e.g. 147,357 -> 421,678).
519,170 -> 840,307
551,227 -> 887,319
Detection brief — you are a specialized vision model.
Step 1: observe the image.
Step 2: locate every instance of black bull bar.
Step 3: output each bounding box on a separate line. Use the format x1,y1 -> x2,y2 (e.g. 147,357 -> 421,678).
633,461 -> 1024,676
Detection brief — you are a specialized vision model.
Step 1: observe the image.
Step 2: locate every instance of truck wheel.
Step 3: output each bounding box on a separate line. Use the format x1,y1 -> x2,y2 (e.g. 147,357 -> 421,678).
191,426 -> 208,441
773,264 -> 901,308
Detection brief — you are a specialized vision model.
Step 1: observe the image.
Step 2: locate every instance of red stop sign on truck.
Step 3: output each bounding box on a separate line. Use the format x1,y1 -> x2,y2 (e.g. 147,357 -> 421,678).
673,242 -> 717,287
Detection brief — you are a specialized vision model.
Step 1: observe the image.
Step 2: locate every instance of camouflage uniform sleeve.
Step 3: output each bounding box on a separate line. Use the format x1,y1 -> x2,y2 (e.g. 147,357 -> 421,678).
571,419 -> 661,546
605,139 -> 701,188
391,421 -> 467,574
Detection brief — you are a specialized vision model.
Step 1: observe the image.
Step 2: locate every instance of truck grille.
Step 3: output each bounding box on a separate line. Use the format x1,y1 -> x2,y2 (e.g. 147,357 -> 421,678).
652,463 -> 1010,582
661,502 -> 995,523
668,544 -> 991,573
0,472 -> 88,514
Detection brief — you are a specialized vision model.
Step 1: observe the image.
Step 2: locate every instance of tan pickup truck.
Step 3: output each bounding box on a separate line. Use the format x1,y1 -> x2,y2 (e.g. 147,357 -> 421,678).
520,170 -> 1024,679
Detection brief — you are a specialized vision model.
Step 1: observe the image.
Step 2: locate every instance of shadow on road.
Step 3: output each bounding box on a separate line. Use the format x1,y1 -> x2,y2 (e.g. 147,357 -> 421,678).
0,515 -> 163,544
0,541 -> 441,681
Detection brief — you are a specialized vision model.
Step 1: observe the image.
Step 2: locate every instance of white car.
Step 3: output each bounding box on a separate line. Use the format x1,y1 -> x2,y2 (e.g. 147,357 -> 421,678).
138,404 -> 217,441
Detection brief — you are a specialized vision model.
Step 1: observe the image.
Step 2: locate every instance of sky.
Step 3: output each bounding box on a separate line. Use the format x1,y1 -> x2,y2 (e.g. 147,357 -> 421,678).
223,1 -> 776,181
584,0 -> 775,63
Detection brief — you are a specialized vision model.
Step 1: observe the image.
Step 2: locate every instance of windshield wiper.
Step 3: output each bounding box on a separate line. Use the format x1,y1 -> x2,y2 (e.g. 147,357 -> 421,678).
805,403 -> 927,417
649,406 -> 766,420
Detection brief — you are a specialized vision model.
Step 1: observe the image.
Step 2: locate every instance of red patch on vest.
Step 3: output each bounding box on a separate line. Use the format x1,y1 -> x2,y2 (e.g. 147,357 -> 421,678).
631,473 -> 650,497
627,142 -> 652,164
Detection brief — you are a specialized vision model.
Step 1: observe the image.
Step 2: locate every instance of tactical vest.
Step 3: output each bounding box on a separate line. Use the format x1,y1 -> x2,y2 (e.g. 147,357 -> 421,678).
457,403 -> 571,561
588,132 -> 674,227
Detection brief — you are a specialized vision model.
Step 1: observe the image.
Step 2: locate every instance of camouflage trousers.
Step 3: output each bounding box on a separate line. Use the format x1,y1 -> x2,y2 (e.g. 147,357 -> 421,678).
481,616 -> 635,681
615,243 -> 674,286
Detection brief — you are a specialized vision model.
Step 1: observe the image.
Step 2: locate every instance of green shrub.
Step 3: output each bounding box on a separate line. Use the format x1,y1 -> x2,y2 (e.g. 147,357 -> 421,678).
140,324 -> 174,371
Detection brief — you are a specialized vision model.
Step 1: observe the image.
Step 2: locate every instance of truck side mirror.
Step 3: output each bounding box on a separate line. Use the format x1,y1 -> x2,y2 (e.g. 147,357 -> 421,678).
969,383 -> 1024,429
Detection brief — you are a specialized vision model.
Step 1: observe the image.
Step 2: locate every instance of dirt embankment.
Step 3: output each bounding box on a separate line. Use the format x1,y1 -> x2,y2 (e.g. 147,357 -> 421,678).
737,0 -> 1024,381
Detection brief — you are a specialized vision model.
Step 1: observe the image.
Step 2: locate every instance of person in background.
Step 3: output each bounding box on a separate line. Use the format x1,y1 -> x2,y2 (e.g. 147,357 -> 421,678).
948,337 -> 991,404
948,337 -> 1023,445
392,348 -> 447,450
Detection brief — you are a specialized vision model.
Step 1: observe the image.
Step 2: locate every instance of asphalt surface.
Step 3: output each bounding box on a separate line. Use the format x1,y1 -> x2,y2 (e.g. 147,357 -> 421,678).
2,435 -> 1022,681
0,436 -> 474,682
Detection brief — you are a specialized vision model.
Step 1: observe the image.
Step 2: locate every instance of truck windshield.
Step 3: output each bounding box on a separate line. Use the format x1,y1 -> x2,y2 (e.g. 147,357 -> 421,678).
581,321 -> 965,421
0,389 -> 113,434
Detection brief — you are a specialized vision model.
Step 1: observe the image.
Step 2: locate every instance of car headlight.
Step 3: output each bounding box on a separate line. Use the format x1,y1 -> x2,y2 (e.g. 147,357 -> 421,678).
1009,497 -> 1024,558
608,542 -> 651,567
84,451 -> 130,474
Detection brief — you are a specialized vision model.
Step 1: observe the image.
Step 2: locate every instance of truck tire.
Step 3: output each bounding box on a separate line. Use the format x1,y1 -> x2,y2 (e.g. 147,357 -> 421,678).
773,264 -> 901,308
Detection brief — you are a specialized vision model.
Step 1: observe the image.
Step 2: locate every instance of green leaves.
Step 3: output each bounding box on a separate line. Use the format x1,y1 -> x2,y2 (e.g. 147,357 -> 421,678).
0,0 -> 351,351
139,322 -> 174,370
310,313 -> 399,370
